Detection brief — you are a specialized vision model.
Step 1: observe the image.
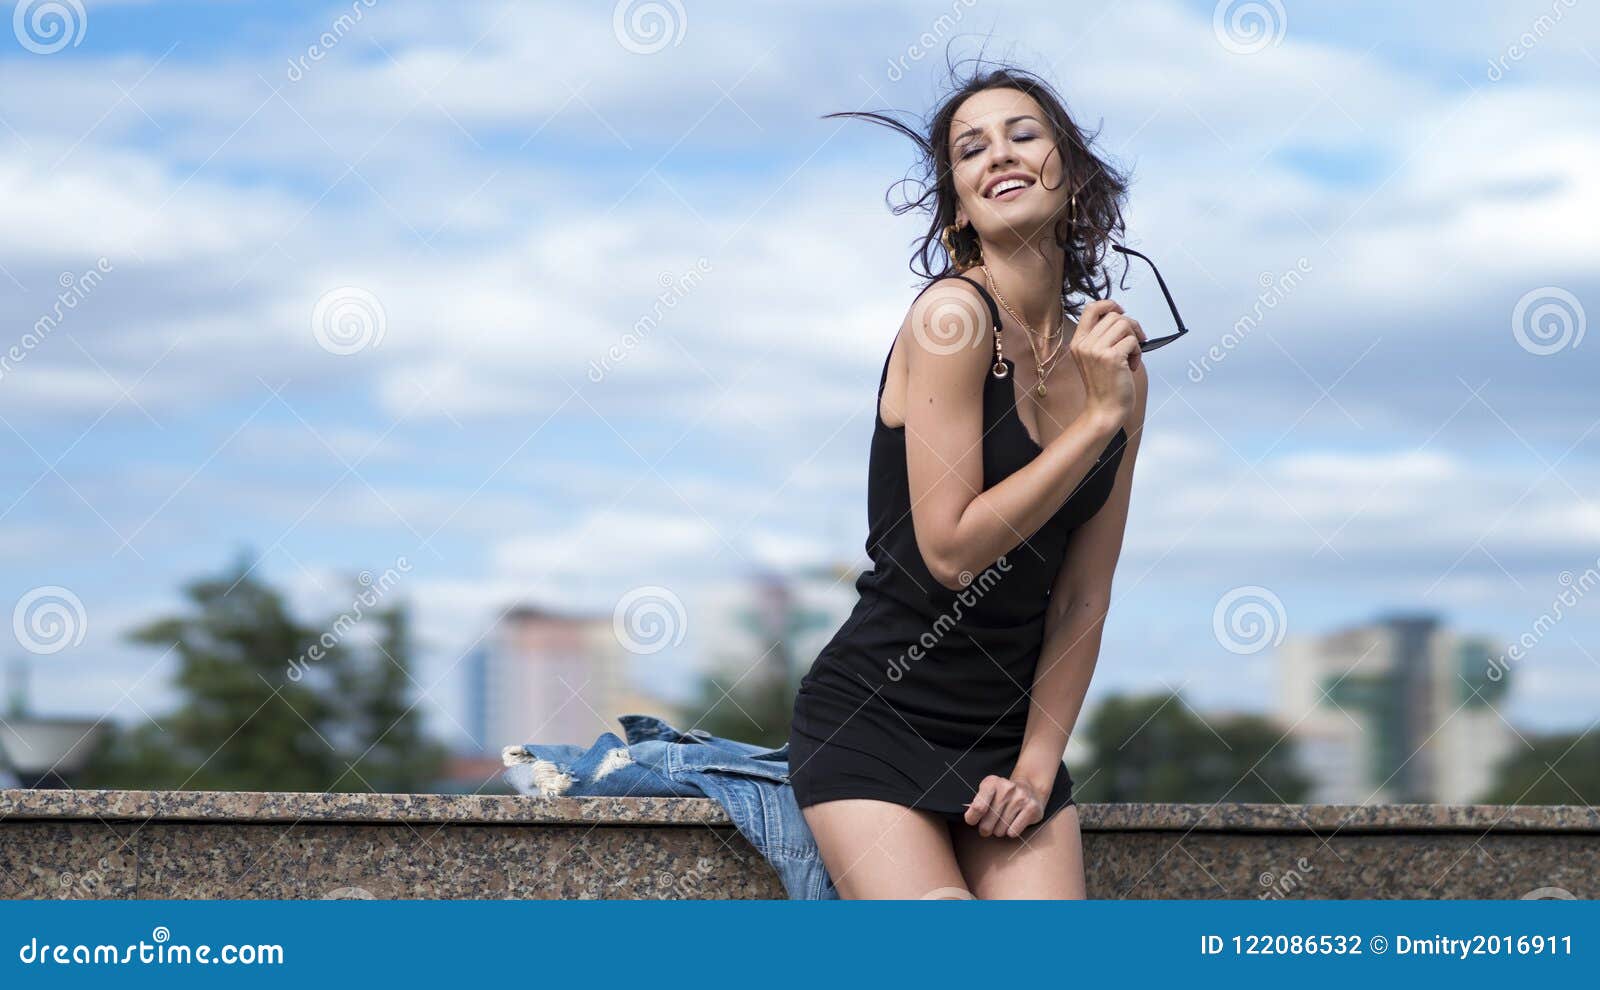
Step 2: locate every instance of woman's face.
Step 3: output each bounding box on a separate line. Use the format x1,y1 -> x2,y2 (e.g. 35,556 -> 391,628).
947,87 -> 1070,245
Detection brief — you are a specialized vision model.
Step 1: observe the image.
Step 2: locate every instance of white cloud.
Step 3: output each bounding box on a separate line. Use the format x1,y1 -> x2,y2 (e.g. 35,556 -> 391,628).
5,0 -> 1599,735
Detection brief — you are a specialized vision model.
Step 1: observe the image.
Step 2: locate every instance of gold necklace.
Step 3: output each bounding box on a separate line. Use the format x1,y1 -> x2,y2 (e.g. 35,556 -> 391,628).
982,266 -> 1063,344
981,266 -> 1067,396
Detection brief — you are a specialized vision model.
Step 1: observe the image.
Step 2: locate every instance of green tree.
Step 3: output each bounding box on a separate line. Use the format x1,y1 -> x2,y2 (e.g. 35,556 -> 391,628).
1071,690 -> 1312,803
686,654 -> 792,750
81,551 -> 446,793
685,572 -> 833,748
1479,730 -> 1600,805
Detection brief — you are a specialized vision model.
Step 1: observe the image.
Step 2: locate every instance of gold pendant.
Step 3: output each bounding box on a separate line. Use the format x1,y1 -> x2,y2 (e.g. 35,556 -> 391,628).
1036,381 -> 1047,397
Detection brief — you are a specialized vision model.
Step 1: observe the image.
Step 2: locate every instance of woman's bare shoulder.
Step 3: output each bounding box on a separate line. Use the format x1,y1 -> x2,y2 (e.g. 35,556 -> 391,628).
899,274 -> 991,364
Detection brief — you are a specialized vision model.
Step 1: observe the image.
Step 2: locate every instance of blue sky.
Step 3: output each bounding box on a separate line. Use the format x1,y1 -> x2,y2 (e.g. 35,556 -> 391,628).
2,0 -> 1598,753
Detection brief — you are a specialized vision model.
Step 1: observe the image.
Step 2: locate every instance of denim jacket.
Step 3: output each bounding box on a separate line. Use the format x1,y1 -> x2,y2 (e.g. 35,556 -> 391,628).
502,713 -> 837,900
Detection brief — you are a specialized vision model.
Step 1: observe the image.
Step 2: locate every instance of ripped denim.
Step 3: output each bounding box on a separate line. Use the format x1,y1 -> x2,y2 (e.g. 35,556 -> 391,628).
503,713 -> 837,900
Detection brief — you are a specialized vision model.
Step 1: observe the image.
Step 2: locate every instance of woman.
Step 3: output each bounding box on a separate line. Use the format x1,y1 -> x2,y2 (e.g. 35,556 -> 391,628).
786,65 -> 1148,899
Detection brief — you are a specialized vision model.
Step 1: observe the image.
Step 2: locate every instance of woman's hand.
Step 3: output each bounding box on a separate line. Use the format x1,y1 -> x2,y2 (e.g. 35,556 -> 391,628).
963,773 -> 1048,838
1071,299 -> 1144,429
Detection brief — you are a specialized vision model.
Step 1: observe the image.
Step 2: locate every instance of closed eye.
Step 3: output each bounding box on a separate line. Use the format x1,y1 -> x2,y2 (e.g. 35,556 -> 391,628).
958,132 -> 1038,160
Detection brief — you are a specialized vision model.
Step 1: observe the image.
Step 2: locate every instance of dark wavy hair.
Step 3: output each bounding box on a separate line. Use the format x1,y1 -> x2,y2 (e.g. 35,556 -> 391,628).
823,60 -> 1132,318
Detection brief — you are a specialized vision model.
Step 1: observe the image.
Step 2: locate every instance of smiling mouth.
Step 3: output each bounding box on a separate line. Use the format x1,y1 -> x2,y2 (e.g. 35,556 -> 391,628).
985,177 -> 1034,200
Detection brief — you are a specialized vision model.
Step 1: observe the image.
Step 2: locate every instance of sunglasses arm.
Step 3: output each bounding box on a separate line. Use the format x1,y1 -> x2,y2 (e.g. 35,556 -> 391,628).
1110,243 -> 1190,333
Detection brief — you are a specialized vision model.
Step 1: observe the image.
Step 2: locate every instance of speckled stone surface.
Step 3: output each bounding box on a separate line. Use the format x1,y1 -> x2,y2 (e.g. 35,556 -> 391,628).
3,789 -> 1595,899
0,788 -> 780,900
1083,802 -> 1600,833
0,788 -> 727,826
1086,832 -> 1598,899
0,821 -> 137,899
9,790 -> 1596,832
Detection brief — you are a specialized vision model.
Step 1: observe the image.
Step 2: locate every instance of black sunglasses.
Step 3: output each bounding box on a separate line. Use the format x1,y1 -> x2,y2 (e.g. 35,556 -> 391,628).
1108,244 -> 1190,353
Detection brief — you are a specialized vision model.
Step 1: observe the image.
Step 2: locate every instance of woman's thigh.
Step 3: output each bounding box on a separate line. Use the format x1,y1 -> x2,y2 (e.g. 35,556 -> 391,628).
950,803 -> 1087,899
801,798 -> 972,899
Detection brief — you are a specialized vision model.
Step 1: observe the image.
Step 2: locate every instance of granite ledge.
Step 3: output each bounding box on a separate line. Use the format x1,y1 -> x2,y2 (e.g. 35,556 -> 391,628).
0,789 -> 732,826
1089,801 -> 1600,833
3,789 -> 1597,833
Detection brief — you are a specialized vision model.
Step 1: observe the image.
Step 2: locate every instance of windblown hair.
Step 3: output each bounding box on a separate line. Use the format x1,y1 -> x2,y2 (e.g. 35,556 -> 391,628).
824,59 -> 1132,318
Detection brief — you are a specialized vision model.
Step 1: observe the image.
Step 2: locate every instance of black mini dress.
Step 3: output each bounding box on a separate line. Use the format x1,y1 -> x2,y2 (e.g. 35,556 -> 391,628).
787,273 -> 1128,832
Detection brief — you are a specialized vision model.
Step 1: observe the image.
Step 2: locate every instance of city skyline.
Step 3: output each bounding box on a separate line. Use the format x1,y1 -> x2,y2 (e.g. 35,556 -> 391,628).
2,0 -> 1597,755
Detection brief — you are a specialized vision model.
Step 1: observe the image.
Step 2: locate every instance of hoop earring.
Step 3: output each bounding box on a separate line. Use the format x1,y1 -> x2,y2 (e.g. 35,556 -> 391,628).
941,221 -> 982,269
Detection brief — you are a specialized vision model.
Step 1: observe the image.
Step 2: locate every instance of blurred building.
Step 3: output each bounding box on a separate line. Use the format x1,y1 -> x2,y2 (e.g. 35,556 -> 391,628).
461,563 -> 860,765
703,562 -> 860,693
463,604 -> 635,755
1278,612 -> 1512,804
0,659 -> 103,789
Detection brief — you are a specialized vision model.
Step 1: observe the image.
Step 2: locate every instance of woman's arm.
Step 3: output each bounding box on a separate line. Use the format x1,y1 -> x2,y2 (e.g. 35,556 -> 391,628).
901,282 -> 1135,590
1011,358 -> 1148,793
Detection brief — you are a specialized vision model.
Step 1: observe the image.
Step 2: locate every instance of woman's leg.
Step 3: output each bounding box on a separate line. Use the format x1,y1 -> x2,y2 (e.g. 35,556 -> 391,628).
950,803 -> 1088,899
802,798 -> 973,899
